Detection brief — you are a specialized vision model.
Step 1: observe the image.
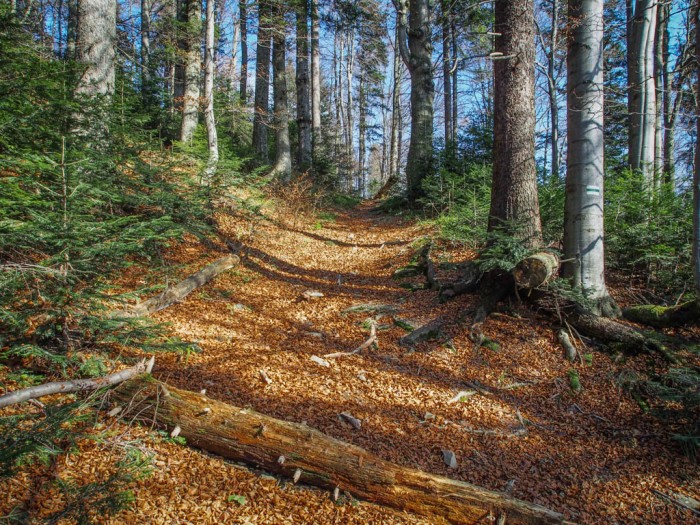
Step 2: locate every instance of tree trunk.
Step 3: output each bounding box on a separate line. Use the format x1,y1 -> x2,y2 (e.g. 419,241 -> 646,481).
296,0 -> 312,169
653,3 -> 664,187
563,0 -> 616,316
660,0 -> 672,185
239,0 -> 248,102
512,252 -> 559,289
74,0 -> 116,98
180,0 -> 202,144
547,0 -> 560,182
73,0 -> 116,137
111,377 -> 567,525
310,0 -> 321,160
441,0 -> 453,146
451,20 -> 458,137
623,301 -> 700,328
252,1 -> 271,163
380,24 -> 401,198
358,75 -> 367,196
489,0 -> 541,248
271,5 -> 291,181
694,2 -> 700,303
627,0 -> 657,183
396,0 -> 434,205
141,0 -> 152,102
203,0 -> 218,183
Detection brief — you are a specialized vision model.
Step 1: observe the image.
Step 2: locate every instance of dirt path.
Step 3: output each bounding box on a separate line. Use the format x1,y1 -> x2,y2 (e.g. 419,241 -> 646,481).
5,202 -> 696,524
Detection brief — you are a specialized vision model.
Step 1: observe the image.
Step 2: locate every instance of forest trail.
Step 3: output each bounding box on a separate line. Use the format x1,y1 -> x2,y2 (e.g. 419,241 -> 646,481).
3,200 -> 697,525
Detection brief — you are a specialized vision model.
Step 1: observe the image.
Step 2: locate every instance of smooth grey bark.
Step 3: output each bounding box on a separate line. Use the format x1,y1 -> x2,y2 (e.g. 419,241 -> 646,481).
173,0 -> 185,112
489,0 -> 542,248
358,76 -> 367,195
395,0 -> 434,205
310,0 -> 321,158
141,0 -> 152,100
693,3 -> 700,301
295,0 -> 312,168
545,0 -> 560,182
239,0 -> 248,102
180,0 -> 202,143
271,6 -> 291,181
564,0 -> 615,315
389,26 -> 401,184
203,0 -> 218,183
653,3 -> 665,186
627,0 -> 657,182
252,1 -> 271,162
450,20 -> 458,137
74,0 -> 116,98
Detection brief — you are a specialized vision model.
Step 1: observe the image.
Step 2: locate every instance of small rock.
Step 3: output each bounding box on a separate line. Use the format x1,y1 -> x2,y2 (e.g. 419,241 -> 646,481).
231,303 -> 247,311
303,290 -> 324,300
310,355 -> 330,367
442,450 -> 458,469
339,412 -> 362,430
423,412 -> 435,421
357,372 -> 367,382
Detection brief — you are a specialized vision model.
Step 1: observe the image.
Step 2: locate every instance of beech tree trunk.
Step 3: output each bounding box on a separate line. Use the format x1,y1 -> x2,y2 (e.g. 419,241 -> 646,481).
203,0 -> 218,183
180,0 -> 202,144
111,377 -> 567,525
563,0 -> 616,316
173,0 -> 185,113
489,0 -> 542,248
627,0 -> 657,183
310,0 -> 321,160
239,0 -> 248,102
441,0 -> 453,146
271,5 -> 291,181
396,0 -> 434,205
546,0 -> 560,182
295,0 -> 312,169
252,1 -> 271,163
141,0 -> 152,102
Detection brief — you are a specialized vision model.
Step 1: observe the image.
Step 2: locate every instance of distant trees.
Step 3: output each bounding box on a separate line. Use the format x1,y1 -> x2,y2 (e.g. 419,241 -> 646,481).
270,2 -> 291,180
180,0 -> 202,143
253,0 -> 271,162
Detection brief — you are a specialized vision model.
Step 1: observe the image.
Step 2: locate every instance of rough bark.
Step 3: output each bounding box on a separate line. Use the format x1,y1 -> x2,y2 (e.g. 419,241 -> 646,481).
396,0 -> 434,206
563,0 -> 616,316
174,0 -> 186,111
113,254 -> 239,318
310,0 -> 321,160
111,377 -> 567,525
180,0 -> 202,144
441,0 -> 453,145
653,4 -> 664,186
252,0 -> 271,163
295,0 -> 312,169
694,2 -> 700,302
239,0 -> 248,102
202,0 -> 218,183
271,5 -> 292,181
0,359 -> 152,410
489,0 -> 541,248
512,252 -> 559,289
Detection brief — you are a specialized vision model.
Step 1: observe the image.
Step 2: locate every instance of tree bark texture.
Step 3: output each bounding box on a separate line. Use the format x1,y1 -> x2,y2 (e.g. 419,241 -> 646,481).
489,0 -> 542,248
180,0 -> 202,143
271,5 -> 292,181
239,0 -> 248,102
141,0 -> 152,101
253,0 -> 271,162
296,0 -> 312,169
694,2 -> 700,301
512,252 -> 559,289
74,0 -> 115,98
441,0 -> 453,146
111,377 -> 567,525
310,0 -> 321,159
627,0 -> 657,183
397,0 -> 434,205
203,0 -> 218,183
173,0 -> 186,111
563,0 -> 613,313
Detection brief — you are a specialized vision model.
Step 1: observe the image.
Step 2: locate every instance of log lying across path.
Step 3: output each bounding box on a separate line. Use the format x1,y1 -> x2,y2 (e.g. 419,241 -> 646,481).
113,254 -> 240,318
111,376 -> 568,525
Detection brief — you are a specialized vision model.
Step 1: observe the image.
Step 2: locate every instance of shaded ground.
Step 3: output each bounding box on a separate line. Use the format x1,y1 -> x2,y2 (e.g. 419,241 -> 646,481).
2,198 -> 698,524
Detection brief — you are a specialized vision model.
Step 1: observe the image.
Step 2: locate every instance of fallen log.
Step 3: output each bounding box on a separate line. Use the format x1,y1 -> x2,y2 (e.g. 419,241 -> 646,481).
113,254 -> 240,318
0,357 -> 153,409
622,301 -> 700,328
111,376 -> 568,525
512,252 -> 559,289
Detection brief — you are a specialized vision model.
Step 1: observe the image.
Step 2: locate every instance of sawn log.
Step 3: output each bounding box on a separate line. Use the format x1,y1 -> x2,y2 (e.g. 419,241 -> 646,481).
111,376 -> 568,525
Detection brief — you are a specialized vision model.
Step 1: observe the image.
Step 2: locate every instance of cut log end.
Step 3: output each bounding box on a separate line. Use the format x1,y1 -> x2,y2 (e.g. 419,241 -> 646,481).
512,252 -> 559,289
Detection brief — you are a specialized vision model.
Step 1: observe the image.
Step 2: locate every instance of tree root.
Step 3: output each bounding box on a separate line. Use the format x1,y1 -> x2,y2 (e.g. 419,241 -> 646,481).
622,301 -> 700,329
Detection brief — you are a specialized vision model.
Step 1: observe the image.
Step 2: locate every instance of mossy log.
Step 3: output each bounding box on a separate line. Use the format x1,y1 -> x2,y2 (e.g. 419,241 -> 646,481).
512,252 -> 559,289
111,377 -> 568,525
622,301 -> 700,328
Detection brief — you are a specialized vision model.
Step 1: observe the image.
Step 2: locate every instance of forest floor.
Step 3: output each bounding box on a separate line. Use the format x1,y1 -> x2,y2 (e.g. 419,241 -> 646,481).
2,191 -> 699,524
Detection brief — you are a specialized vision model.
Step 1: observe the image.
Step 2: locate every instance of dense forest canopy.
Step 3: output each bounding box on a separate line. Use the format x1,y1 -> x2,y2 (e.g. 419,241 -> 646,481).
0,0 -> 699,523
